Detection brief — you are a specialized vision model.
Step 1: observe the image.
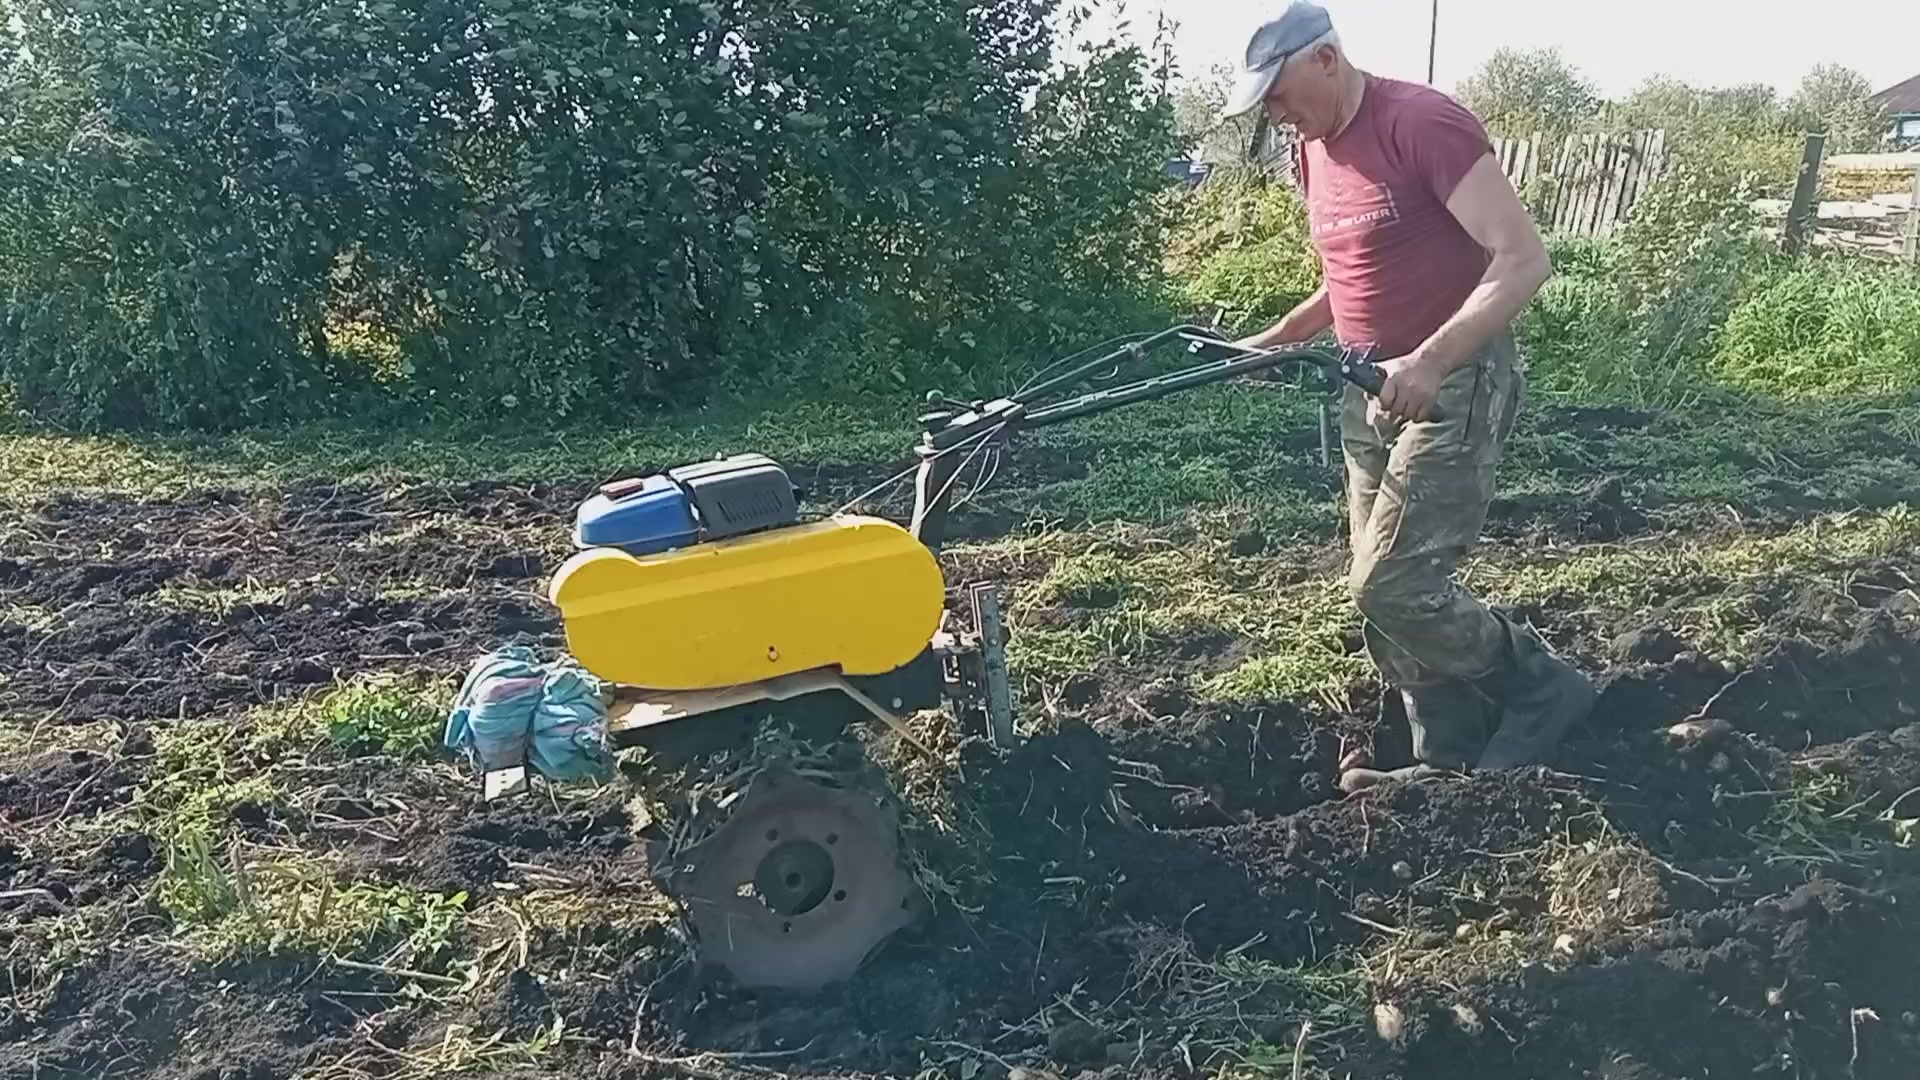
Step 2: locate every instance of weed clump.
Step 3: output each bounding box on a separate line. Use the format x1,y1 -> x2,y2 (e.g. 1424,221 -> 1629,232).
318,673 -> 448,759
141,720 -> 285,924
140,674 -> 456,940
1712,263 -> 1920,402
177,852 -> 468,968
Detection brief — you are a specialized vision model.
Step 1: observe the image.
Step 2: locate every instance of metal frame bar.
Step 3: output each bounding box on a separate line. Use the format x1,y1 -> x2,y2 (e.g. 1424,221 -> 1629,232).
909,329 -> 1386,547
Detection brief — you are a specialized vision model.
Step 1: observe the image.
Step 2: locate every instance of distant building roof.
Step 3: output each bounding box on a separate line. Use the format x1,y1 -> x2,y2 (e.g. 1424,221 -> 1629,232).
1872,73 -> 1920,115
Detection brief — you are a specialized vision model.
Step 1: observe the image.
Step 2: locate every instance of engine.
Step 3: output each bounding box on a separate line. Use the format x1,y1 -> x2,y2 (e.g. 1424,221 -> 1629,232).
572,452 -> 800,555
547,454 -> 949,696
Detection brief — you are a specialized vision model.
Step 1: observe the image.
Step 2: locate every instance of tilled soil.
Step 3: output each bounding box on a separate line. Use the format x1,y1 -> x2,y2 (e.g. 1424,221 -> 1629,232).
3,467 -> 1919,1080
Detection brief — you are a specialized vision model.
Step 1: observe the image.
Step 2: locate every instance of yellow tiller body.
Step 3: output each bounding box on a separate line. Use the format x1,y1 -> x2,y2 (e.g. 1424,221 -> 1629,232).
548,514 -> 945,691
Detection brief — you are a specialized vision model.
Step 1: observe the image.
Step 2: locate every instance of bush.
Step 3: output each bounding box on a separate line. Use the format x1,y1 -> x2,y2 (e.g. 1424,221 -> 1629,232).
1515,238 -> 1637,396
1518,157 -> 1781,408
1163,166 -> 1321,331
0,0 -> 1179,430
1713,263 -> 1920,402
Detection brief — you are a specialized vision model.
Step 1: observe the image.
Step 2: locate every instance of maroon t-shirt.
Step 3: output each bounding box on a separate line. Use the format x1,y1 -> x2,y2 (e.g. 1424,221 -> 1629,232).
1299,75 -> 1494,358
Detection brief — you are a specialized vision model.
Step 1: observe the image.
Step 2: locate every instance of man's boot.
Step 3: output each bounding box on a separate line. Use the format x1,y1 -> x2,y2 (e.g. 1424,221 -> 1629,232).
1473,620 -> 1595,770
1339,681 -> 1494,793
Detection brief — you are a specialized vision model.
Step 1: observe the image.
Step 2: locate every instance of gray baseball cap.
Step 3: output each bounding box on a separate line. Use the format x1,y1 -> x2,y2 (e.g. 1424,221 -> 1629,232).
1221,2 -> 1337,118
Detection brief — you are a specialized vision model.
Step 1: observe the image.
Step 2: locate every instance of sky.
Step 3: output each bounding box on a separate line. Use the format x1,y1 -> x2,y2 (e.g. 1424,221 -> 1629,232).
1083,0 -> 1918,100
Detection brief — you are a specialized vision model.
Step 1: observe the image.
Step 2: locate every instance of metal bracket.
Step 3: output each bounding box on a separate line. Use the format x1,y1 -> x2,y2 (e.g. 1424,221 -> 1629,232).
483,765 -> 529,801
602,669 -> 937,759
969,582 -> 1015,750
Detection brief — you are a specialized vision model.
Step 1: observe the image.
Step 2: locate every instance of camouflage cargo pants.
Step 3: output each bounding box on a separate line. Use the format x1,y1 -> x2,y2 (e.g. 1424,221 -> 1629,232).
1342,328 -> 1524,689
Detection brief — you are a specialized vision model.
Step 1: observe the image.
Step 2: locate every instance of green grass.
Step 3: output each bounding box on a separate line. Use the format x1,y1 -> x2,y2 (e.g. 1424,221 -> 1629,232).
141,718 -> 288,924
968,523 -> 1365,710
8,385 -> 1920,564
123,681 -> 472,977
1713,262 -> 1920,402
0,669 -> 496,1027
138,674 -> 454,929
149,579 -> 301,617
0,398 -> 920,502
1472,505 -> 1920,661
173,849 -> 467,969
6,365 -> 1920,585
986,505 -> 1920,714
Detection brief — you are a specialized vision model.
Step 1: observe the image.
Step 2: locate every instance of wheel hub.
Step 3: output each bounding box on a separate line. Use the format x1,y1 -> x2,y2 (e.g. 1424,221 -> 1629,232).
665,766 -> 918,991
755,839 -> 836,916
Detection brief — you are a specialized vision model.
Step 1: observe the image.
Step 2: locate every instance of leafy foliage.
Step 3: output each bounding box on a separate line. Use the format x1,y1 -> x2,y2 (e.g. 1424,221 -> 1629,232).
1171,62 -> 1259,164
0,0 -> 1179,430
1612,77 -> 1787,136
1454,48 -> 1601,136
1786,65 -> 1891,154
1518,157 -> 1779,409
321,674 -> 448,759
1163,165 -> 1320,331
1514,238 -> 1641,398
1613,153 -> 1778,359
1609,76 -> 1803,198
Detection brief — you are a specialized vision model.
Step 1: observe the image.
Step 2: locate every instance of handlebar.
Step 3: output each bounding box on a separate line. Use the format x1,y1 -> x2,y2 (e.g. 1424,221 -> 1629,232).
1176,332 -> 1443,421
908,324 -> 1440,547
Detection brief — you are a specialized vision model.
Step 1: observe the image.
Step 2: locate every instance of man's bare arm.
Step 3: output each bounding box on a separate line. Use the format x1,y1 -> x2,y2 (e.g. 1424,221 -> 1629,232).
1414,153 -> 1551,374
1233,284 -> 1333,350
1375,152 -> 1550,422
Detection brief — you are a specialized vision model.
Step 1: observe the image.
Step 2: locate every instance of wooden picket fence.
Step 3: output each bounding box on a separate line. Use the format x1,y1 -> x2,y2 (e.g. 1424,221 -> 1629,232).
1249,123 -> 1673,237
1494,129 -> 1670,237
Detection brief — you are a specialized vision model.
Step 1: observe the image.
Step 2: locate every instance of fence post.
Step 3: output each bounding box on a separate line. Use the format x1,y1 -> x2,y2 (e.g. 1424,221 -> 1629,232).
1782,133 -> 1826,256
1904,165 -> 1920,267
1246,112 -> 1270,164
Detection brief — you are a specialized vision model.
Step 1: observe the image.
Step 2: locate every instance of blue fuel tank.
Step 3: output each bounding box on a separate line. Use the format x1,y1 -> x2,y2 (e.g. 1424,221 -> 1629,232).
573,474 -> 699,556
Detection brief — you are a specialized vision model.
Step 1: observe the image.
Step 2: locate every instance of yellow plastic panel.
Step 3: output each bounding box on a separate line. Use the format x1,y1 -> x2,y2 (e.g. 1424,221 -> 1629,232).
548,515 -> 946,690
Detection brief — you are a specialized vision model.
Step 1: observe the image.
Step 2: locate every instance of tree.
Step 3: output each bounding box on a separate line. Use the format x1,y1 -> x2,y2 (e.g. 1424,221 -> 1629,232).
1614,76 -> 1786,136
1454,47 -> 1600,136
1786,64 -> 1890,153
1612,77 -> 1802,198
1171,63 -> 1260,163
0,0 -> 1182,429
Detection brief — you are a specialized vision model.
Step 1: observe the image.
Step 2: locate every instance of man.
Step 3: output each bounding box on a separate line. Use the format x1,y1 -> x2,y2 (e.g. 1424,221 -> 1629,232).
1220,2 -> 1594,791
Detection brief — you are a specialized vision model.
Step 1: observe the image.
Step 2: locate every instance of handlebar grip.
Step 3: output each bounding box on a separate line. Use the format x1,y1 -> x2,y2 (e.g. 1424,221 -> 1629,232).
1339,358 -> 1387,395
1341,359 -> 1445,422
